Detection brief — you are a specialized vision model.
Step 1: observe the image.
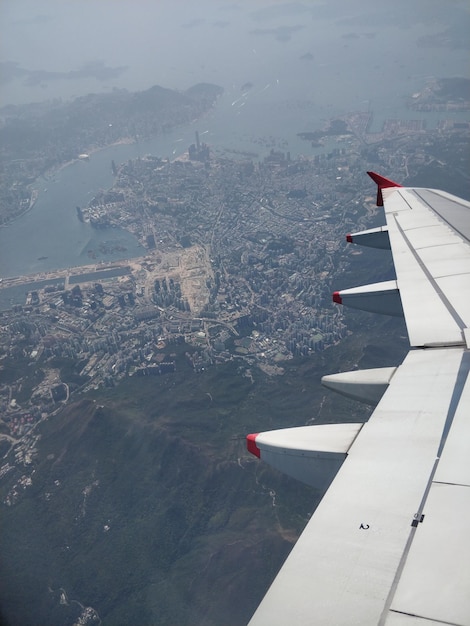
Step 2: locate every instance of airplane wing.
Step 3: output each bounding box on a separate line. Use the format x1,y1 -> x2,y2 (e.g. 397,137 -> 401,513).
246,172 -> 470,625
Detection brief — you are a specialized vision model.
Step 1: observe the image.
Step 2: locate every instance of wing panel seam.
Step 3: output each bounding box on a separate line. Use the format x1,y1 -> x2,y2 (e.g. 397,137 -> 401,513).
378,351 -> 469,625
413,189 -> 470,244
392,215 -> 467,335
433,480 -> 470,488
389,608 -> 460,625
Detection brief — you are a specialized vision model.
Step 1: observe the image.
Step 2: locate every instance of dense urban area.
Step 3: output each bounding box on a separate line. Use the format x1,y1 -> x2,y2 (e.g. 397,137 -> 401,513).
1,77 -> 469,448
0,71 -> 469,626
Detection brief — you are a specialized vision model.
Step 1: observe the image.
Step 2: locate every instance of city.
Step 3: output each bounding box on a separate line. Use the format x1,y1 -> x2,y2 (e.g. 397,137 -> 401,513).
1,100 -> 469,445
0,41 -> 469,620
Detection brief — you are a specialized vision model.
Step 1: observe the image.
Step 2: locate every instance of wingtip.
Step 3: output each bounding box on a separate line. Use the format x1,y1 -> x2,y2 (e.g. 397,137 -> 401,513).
246,433 -> 261,458
367,171 -> 402,188
333,291 -> 342,305
367,171 -> 402,206
346,233 -> 353,243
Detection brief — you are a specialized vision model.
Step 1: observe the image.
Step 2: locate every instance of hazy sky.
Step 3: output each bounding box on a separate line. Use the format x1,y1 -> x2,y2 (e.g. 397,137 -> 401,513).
2,0 -> 469,107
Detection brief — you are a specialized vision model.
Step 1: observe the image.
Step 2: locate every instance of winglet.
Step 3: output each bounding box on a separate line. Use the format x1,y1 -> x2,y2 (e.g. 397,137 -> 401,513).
367,171 -> 402,206
246,433 -> 261,458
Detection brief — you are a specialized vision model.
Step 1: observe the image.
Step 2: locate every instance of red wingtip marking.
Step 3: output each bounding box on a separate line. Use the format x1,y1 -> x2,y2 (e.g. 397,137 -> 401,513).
333,291 -> 342,305
367,171 -> 402,188
246,433 -> 261,458
367,171 -> 402,206
346,233 -> 353,243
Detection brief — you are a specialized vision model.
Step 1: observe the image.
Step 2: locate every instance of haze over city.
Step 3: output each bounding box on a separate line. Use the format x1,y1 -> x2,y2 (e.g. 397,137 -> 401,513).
1,1 -> 469,625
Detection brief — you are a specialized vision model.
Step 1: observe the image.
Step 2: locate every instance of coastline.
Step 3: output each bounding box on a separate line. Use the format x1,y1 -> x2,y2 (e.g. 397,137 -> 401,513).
0,187 -> 40,228
0,137 -> 138,229
0,86 -> 224,229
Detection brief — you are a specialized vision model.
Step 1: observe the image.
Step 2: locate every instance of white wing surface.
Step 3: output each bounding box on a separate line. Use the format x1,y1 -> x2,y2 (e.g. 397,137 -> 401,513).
246,172 -> 470,626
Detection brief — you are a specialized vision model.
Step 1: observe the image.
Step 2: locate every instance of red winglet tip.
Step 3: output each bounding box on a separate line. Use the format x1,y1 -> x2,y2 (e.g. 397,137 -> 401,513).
246,433 -> 261,458
333,291 -> 342,305
346,233 -> 353,243
367,171 -> 401,188
367,171 -> 402,206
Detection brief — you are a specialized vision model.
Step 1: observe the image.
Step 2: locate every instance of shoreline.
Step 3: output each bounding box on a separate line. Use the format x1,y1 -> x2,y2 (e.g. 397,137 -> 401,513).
0,136 -> 141,230
0,104 -> 218,230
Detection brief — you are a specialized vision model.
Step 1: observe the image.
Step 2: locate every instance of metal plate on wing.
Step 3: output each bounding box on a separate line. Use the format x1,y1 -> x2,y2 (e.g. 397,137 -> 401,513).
383,187 -> 470,348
